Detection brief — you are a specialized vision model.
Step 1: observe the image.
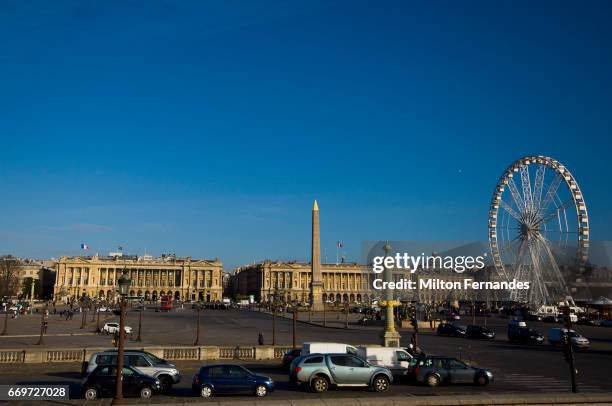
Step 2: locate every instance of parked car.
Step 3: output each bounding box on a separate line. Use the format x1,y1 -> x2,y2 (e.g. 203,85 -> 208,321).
84,350 -> 180,392
507,327 -> 544,344
192,364 -> 274,398
437,323 -> 466,337
82,365 -> 161,400
465,325 -> 495,339
301,342 -> 358,356
282,349 -> 302,370
414,356 -> 493,387
548,328 -> 590,349
291,353 -> 392,393
600,319 -> 612,327
102,322 -> 133,335
356,346 -> 412,377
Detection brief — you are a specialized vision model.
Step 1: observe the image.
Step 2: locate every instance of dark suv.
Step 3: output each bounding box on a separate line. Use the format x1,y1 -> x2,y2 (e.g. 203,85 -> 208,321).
465,325 -> 495,339
508,326 -> 544,344
437,323 -> 466,337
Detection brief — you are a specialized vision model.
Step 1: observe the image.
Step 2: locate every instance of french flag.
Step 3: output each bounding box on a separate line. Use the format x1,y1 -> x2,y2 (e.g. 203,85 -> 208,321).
80,243 -> 89,250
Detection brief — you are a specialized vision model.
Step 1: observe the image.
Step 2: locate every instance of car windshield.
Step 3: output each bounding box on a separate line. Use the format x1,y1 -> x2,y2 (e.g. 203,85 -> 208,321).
568,332 -> 582,338
145,353 -> 166,365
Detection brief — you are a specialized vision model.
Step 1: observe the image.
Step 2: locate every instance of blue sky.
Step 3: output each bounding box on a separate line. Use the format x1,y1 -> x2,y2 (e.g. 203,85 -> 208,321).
1,1 -> 611,270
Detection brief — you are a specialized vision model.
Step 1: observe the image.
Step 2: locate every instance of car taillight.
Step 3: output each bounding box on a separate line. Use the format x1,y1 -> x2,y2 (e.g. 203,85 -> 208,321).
193,375 -> 200,385
295,367 -> 302,373
414,367 -> 419,376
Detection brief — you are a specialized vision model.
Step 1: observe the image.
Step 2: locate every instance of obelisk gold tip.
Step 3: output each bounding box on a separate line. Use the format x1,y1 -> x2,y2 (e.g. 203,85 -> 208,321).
313,200 -> 319,211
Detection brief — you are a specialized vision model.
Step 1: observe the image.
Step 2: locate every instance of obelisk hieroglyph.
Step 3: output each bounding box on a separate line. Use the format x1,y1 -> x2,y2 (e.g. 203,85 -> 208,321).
310,200 -> 324,311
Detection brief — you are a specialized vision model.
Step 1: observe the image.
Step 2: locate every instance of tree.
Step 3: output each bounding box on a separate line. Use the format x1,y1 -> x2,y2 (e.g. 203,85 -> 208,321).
21,277 -> 42,299
1,256 -> 21,336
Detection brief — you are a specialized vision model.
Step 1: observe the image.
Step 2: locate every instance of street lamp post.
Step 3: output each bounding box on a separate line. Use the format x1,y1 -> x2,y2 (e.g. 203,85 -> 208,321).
80,303 -> 87,329
345,301 -> 349,329
193,305 -> 201,346
322,300 -> 326,327
291,302 -> 298,349
96,305 -> 101,332
91,303 -> 97,323
113,269 -> 131,405
35,308 -> 48,345
272,304 -> 277,346
136,307 -> 143,342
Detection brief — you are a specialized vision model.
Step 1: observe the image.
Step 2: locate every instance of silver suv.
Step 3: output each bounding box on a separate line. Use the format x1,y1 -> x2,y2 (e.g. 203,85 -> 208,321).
85,350 -> 181,393
291,353 -> 392,393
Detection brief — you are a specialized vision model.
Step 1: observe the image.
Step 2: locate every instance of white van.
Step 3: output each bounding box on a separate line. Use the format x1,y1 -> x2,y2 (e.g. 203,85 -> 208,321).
356,346 -> 412,376
548,328 -> 590,349
301,342 -> 358,356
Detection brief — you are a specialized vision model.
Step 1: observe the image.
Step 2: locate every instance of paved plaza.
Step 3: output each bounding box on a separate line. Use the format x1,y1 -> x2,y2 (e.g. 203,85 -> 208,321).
1,308 -> 612,403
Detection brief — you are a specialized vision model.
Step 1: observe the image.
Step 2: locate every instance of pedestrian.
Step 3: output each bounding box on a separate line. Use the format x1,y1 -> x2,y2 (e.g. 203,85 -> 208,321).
258,332 -> 264,346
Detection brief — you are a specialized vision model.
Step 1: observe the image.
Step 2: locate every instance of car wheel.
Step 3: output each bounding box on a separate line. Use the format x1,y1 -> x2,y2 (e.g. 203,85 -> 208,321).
200,385 -> 213,398
475,374 -> 489,386
372,375 -> 390,392
140,386 -> 152,399
255,384 -> 268,397
311,376 -> 329,393
426,374 -> 440,387
159,376 -> 173,393
84,387 -> 98,400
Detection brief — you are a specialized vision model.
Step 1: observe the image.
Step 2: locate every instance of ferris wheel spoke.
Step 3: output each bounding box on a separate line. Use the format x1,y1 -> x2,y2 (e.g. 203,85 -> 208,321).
532,164 -> 546,211
499,200 -> 522,221
539,173 -> 563,216
507,178 -> 526,213
537,198 -> 574,226
519,165 -> 534,211
527,240 -> 549,305
537,235 -> 569,296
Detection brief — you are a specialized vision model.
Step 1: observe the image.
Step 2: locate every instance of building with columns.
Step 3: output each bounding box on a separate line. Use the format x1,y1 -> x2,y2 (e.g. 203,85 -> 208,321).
53,254 -> 223,303
231,260 -> 396,304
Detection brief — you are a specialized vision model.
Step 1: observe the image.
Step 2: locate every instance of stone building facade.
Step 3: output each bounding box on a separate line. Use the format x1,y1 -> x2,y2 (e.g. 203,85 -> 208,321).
231,260 -> 415,304
53,254 -> 223,303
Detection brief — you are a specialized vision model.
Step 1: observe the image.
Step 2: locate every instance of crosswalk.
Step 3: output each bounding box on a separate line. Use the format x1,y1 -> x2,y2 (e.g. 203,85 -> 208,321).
496,373 -> 606,392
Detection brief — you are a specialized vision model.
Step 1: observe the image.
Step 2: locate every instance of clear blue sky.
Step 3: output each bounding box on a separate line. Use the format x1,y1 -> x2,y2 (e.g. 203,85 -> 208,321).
1,1 -> 611,270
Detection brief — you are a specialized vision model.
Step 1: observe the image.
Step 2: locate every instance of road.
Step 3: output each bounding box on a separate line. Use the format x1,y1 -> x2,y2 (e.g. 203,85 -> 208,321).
1,309 -> 611,403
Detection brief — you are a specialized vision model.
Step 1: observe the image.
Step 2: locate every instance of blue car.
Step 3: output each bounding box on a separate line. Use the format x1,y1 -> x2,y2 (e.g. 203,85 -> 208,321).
192,364 -> 274,398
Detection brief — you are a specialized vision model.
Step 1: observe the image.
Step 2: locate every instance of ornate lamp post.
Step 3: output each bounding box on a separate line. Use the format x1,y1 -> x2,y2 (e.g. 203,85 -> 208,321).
113,269 -> 131,404
136,306 -> 143,342
380,241 -> 401,347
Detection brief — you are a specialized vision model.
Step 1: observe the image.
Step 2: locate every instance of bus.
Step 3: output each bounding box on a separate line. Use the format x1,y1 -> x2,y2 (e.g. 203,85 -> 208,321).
160,295 -> 172,312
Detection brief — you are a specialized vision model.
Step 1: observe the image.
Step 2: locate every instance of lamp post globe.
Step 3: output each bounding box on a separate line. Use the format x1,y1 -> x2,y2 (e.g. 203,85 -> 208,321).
118,270 -> 131,297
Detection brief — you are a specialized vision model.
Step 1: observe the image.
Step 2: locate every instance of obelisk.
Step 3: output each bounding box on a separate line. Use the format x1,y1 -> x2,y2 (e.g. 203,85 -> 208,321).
310,200 -> 324,311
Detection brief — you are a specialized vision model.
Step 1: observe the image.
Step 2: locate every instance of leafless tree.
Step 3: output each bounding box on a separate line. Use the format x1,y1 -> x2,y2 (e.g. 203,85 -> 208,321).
1,256 -> 21,336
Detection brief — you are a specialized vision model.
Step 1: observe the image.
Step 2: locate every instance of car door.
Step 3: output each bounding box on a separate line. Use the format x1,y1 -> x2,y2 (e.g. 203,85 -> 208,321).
328,355 -> 361,384
208,366 -> 230,393
120,367 -> 138,396
95,366 -> 116,396
447,359 -> 474,383
227,365 -> 252,393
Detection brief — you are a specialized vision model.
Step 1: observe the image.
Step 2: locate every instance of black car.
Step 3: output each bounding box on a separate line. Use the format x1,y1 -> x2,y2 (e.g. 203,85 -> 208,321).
192,364 -> 274,398
82,365 -> 161,400
507,326 -> 544,344
437,323 -> 466,337
465,325 -> 495,339
282,349 -> 302,370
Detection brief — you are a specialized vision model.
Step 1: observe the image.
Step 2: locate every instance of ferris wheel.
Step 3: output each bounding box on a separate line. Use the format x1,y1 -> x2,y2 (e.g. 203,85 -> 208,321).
488,156 -> 589,306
